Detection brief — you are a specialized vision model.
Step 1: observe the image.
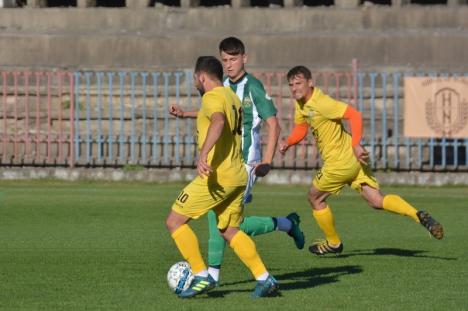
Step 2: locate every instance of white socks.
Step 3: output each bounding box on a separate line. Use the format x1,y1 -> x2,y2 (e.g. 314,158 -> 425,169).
208,267 -> 220,282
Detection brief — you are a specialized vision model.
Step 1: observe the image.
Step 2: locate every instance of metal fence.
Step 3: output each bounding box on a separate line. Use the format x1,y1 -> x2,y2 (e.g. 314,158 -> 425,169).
0,69 -> 467,171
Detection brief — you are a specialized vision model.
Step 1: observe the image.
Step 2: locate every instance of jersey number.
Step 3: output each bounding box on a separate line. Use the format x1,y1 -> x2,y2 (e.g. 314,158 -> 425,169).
177,191 -> 189,204
232,105 -> 242,136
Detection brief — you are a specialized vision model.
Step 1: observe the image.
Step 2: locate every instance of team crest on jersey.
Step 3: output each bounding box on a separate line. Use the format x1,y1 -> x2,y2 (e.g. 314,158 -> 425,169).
243,97 -> 252,108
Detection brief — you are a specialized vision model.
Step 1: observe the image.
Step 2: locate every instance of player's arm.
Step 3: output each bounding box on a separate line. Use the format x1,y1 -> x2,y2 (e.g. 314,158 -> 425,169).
249,82 -> 280,177
169,104 -> 198,118
342,105 -> 368,165
279,122 -> 308,155
197,112 -> 225,178
255,115 -> 281,177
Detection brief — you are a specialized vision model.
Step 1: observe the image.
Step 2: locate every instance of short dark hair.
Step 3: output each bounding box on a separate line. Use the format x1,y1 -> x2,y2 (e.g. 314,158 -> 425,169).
194,56 -> 223,81
219,37 -> 245,55
287,66 -> 312,81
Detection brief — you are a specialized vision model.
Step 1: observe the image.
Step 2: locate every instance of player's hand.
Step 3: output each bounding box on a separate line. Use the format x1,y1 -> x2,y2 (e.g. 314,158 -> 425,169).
353,145 -> 369,165
279,142 -> 290,155
254,163 -> 271,177
196,154 -> 213,178
169,104 -> 184,118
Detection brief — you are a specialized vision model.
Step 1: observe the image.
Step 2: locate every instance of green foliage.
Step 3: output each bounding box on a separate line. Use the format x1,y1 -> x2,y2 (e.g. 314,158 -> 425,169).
0,181 -> 466,310
122,164 -> 145,171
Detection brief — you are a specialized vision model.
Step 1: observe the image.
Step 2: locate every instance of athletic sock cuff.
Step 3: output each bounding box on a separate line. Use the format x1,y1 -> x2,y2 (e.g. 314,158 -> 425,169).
171,224 -> 188,239
313,206 -> 330,216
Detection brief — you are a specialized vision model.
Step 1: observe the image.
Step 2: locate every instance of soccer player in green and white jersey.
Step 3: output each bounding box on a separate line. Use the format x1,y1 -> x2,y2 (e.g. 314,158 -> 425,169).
169,37 -> 305,285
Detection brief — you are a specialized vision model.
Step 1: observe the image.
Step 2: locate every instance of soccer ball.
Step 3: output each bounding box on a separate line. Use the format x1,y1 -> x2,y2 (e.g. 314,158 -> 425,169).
167,261 -> 194,294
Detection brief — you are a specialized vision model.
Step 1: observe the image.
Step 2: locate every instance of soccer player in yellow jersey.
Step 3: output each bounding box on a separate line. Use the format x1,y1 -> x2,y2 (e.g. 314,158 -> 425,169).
279,65 -> 444,256
165,56 -> 278,298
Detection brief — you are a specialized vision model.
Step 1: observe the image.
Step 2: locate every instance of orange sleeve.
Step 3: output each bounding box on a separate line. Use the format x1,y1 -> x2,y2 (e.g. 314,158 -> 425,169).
342,105 -> 362,147
286,123 -> 309,146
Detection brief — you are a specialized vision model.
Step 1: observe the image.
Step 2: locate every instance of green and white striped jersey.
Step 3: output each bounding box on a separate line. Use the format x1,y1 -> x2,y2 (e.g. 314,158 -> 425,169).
224,73 -> 277,164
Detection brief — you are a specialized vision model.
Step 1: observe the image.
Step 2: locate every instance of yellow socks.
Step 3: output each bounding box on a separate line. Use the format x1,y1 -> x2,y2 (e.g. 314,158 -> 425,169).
229,231 -> 267,279
171,224 -> 206,274
313,205 -> 341,246
382,194 -> 419,222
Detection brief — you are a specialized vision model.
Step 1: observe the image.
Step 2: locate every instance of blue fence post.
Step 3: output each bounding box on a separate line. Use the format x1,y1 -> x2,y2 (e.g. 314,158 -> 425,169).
392,72 -> 401,169
130,72 -> 137,163
185,70 -> 194,165
118,72 -> 127,162
107,72 -> 115,163
441,137 -> 447,169
358,72 -> 366,150
465,138 -> 468,167
358,72 -> 365,113
417,139 -> 423,170
381,72 -> 388,169
74,72 -> 81,163
403,71 -> 415,170
151,72 -> 160,164
453,139 -> 458,168
96,72 -> 104,162
174,71 -> 183,166
84,72 -> 92,164
429,137 -> 435,169
163,72 -> 171,166
369,72 -> 377,169
141,72 -> 148,164
405,137 -> 411,169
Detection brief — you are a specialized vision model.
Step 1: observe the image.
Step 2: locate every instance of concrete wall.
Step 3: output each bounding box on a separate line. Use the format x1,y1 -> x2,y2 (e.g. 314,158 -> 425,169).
1,167 -> 468,185
0,7 -> 467,71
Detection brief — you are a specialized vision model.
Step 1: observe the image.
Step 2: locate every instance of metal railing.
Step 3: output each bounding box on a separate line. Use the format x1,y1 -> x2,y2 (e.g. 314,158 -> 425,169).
1,69 -> 467,171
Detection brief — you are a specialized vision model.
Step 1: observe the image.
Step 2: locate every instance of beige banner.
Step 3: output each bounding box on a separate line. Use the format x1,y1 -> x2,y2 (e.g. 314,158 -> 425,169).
404,77 -> 468,138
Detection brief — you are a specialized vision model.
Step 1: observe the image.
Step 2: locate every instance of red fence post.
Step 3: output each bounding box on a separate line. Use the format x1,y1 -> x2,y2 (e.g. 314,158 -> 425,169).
69,72 -> 75,168
352,58 -> 359,107
46,72 -> 52,163
13,72 -> 19,161
35,72 -> 42,163
24,72 -> 31,157
2,72 -> 7,162
57,72 -> 63,163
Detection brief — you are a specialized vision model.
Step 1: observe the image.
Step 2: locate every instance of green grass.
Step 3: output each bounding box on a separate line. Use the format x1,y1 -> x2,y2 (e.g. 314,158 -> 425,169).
0,180 -> 467,310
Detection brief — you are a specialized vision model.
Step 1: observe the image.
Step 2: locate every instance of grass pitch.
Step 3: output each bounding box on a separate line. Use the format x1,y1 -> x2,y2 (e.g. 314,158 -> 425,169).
0,180 -> 467,310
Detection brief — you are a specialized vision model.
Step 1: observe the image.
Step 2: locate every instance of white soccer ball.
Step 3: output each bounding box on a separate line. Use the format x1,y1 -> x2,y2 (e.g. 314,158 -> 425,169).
167,261 -> 194,294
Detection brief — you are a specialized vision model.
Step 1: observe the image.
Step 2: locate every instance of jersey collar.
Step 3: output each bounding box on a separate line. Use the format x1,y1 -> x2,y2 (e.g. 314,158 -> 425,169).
228,72 -> 248,85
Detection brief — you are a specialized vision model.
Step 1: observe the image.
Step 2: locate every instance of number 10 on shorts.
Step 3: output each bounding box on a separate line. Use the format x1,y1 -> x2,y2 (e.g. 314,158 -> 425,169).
177,191 -> 189,204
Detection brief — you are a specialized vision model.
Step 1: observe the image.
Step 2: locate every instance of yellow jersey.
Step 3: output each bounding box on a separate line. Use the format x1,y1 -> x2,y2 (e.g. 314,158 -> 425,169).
294,87 -> 355,164
196,86 -> 247,186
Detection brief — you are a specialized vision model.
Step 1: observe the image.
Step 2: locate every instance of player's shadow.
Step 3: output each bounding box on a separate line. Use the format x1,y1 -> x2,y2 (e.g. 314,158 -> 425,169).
333,248 -> 456,261
275,265 -> 363,291
207,265 -> 362,298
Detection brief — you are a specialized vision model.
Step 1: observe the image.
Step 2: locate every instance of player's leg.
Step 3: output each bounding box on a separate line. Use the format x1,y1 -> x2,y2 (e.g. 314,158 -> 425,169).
205,163 -> 256,282
166,210 -> 208,276
207,210 -> 226,283
359,184 -> 444,239
218,186 -> 279,298
308,166 -> 350,255
308,185 -> 343,255
170,181 -> 221,298
240,164 -> 305,248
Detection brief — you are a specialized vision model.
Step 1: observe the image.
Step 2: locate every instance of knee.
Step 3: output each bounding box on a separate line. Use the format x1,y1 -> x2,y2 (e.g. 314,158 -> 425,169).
366,196 -> 384,209
307,192 -> 324,210
307,191 -> 317,206
166,217 -> 179,233
220,227 -> 238,243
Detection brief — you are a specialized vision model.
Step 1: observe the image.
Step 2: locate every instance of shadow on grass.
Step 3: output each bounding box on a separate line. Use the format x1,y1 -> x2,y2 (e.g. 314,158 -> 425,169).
207,265 -> 362,298
332,248 -> 456,261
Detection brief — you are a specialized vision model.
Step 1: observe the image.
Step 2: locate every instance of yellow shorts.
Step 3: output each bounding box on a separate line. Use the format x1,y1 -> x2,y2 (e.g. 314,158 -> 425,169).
312,160 -> 379,194
171,178 -> 245,230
